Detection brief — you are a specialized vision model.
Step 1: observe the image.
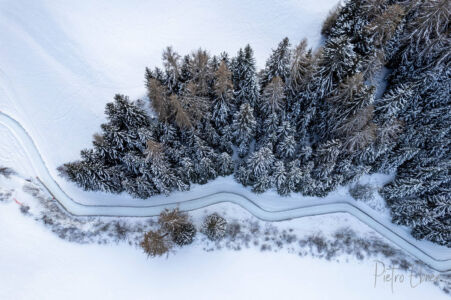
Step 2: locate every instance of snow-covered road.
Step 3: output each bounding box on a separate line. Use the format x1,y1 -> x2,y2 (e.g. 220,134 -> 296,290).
0,110 -> 450,273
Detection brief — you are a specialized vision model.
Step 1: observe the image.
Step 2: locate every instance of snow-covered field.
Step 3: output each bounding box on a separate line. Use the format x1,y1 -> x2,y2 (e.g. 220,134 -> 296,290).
1,204 -> 445,300
0,0 -> 449,299
1,175 -> 448,300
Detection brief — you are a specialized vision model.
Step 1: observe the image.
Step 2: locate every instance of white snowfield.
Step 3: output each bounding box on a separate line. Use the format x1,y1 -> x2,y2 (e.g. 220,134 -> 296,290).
1,110 -> 450,273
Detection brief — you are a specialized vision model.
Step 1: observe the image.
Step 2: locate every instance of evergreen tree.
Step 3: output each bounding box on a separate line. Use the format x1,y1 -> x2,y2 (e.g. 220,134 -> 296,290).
217,152 -> 234,176
260,37 -> 291,89
232,103 -> 256,158
261,76 -> 285,116
211,61 -> 234,128
315,35 -> 360,98
312,139 -> 341,181
172,222 -> 196,246
232,45 -> 259,108
276,119 -> 296,159
321,4 -> 342,36
373,0 -> 451,246
201,213 -> 227,241
244,145 -> 275,193
272,160 -> 290,195
162,46 -> 182,94
287,39 -> 313,97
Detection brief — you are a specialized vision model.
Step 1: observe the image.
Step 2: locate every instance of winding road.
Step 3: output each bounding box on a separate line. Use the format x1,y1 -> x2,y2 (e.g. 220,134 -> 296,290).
0,110 -> 450,273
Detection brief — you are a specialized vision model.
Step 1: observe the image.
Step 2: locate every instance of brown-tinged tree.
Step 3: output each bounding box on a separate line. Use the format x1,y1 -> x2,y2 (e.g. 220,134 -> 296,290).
141,230 -> 172,257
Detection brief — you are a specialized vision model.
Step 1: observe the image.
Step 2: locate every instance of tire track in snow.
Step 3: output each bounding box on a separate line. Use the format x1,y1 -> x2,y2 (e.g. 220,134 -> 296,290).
0,110 -> 450,273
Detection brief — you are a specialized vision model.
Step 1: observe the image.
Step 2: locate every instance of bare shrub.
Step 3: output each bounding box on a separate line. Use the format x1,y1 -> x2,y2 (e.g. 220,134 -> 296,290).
226,222 -> 241,239
20,205 -> 30,215
158,208 -> 189,233
141,230 -> 172,257
0,167 -> 16,178
0,189 -> 13,202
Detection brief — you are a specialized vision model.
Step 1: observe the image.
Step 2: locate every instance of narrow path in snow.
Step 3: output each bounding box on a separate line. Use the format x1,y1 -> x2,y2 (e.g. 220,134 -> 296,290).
0,110 -> 450,273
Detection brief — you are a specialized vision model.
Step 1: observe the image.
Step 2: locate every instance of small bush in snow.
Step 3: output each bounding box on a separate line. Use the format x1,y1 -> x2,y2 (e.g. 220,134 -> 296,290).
158,208 -> 189,233
0,189 -> 13,202
201,213 -> 227,241
172,222 -> 196,246
0,166 -> 15,178
20,205 -> 30,215
158,208 -> 196,246
141,230 -> 172,257
349,183 -> 375,202
226,222 -> 241,239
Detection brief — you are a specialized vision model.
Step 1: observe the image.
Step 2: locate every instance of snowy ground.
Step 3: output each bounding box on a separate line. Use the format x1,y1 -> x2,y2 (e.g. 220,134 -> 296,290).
1,175 -> 449,300
1,0 -> 449,299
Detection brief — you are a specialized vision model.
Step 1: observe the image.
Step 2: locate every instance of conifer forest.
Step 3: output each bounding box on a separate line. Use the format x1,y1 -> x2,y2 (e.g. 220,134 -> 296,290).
59,0 -> 450,246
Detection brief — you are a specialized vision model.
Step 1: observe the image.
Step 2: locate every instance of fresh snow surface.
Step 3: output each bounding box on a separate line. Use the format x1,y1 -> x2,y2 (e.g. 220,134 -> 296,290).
0,176 -> 448,300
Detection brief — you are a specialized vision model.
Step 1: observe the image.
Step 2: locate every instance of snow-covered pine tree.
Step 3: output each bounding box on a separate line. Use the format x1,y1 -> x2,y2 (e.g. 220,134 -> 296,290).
259,112 -> 280,148
162,46 -> 182,94
216,152 -> 234,176
172,222 -> 196,246
321,4 -> 342,37
272,160 -> 290,195
258,76 -> 286,147
244,145 -> 275,193
375,0 -> 451,246
201,213 -> 227,241
232,45 -> 259,108
211,60 -> 235,152
260,37 -> 291,90
315,35 -> 360,98
260,76 -> 285,116
60,95 -> 156,195
287,39 -> 313,98
211,61 -> 234,128
311,139 -> 341,182
232,103 -> 256,158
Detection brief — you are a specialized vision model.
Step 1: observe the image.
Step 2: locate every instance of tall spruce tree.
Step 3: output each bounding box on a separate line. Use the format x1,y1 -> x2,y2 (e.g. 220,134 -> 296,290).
260,37 -> 291,90
232,103 -> 257,158
232,45 -> 259,108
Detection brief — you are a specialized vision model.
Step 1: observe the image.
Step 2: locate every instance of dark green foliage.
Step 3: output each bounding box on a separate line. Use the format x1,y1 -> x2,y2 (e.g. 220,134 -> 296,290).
260,37 -> 291,89
172,222 -> 196,246
201,213 -> 227,241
